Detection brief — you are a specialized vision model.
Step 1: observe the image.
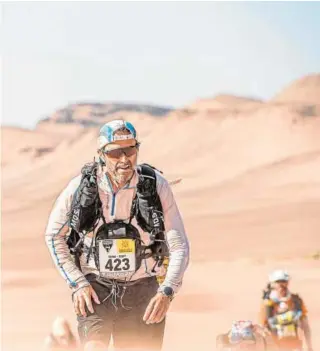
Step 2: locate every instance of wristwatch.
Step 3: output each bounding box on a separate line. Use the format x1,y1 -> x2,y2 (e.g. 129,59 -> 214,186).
159,286 -> 174,301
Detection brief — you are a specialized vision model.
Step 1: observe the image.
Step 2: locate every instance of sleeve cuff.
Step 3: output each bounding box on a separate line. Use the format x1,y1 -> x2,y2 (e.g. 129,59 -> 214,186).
69,277 -> 90,292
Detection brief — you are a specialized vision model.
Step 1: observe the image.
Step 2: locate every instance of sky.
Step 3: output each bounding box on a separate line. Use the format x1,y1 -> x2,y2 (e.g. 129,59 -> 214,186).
1,1 -> 320,129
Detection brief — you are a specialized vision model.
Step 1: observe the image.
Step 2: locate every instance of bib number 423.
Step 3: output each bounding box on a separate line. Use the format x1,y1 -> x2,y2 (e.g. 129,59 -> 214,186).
105,257 -> 130,271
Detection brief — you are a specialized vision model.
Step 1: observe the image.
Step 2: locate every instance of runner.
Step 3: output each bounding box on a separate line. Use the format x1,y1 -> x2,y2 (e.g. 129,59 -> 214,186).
45,119 -> 190,351
260,270 -> 313,351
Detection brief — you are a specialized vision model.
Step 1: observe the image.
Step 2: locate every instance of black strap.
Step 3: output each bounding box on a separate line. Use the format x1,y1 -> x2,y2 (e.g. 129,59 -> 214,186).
291,294 -> 302,311
136,164 -> 158,195
67,229 -> 82,271
129,196 -> 138,224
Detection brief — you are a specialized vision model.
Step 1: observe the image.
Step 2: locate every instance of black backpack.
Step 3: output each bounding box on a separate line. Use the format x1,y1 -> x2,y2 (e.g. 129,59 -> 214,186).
67,162 -> 168,272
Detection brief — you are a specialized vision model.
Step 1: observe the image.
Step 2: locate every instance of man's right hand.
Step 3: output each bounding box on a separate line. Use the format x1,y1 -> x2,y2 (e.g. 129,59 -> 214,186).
73,285 -> 101,317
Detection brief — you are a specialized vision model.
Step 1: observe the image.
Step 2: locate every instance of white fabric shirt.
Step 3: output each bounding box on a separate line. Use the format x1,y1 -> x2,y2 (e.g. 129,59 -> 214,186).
45,165 -> 190,294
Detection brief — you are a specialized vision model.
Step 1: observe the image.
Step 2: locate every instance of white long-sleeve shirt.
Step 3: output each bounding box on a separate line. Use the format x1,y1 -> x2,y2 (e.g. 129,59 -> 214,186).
45,165 -> 190,294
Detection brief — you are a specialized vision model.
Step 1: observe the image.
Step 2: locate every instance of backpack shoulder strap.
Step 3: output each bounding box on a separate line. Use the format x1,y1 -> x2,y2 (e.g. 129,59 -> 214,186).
132,163 -> 168,269
131,163 -> 164,230
80,161 -> 99,180
264,298 -> 274,319
67,161 -> 100,251
139,163 -> 163,174
291,293 -> 303,311
262,284 -> 271,299
136,163 -> 158,196
138,163 -> 157,179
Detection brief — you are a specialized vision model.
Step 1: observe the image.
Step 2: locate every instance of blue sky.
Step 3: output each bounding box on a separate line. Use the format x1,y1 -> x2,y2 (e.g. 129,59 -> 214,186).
2,1 -> 320,128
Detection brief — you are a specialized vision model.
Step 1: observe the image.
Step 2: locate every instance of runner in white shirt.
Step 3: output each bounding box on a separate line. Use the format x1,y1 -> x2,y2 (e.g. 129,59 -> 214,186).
45,119 -> 190,351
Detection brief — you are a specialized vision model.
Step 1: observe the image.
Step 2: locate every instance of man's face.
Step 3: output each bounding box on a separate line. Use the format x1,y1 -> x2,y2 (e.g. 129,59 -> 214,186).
100,133 -> 138,186
273,280 -> 289,296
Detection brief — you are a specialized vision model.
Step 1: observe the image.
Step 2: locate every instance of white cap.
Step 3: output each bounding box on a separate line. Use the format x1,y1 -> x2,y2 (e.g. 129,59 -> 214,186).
268,269 -> 290,283
97,120 -> 137,150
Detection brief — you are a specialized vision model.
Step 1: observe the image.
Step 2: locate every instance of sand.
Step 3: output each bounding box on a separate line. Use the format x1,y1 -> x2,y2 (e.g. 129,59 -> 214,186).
2,74 -> 320,351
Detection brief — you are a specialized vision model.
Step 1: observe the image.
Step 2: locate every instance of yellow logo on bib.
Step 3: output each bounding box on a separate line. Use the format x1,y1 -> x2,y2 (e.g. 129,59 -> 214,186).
116,239 -> 135,253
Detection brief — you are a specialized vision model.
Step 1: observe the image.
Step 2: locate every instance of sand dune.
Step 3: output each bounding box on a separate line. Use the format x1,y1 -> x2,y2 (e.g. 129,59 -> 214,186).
2,74 -> 320,351
272,73 -> 320,105
186,94 -> 264,112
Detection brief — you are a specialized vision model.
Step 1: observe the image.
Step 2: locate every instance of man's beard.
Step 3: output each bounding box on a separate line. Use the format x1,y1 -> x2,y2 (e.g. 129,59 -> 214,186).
106,160 -> 134,187
113,171 -> 133,186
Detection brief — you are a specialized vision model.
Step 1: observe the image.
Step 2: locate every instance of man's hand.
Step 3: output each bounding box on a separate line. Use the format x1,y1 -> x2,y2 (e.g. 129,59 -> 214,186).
143,292 -> 171,325
73,285 -> 100,317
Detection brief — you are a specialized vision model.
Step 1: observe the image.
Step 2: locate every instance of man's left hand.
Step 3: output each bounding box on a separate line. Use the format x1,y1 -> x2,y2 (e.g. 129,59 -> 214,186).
143,293 -> 171,324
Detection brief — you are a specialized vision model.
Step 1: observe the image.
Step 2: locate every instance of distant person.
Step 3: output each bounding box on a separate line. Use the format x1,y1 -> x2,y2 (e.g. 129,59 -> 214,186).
45,119 -> 190,351
260,270 -> 313,351
44,317 -> 78,350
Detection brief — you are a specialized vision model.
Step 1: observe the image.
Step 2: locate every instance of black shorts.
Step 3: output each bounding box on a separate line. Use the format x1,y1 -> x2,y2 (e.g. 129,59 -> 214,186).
77,274 -> 166,350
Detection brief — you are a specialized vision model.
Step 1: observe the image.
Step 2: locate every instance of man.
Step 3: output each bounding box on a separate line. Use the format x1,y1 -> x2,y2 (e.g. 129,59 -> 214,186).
45,119 -> 190,351
260,270 -> 313,351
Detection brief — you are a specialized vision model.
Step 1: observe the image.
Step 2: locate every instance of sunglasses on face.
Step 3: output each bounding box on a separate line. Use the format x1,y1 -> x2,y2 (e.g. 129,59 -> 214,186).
275,280 -> 288,284
102,143 -> 140,159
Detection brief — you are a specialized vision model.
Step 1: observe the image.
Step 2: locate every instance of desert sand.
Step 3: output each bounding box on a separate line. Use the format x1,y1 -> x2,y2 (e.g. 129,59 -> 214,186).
2,74 -> 320,351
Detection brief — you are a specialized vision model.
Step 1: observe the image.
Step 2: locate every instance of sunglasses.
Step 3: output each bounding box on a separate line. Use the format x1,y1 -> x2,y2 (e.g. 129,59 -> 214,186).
103,143 -> 140,159
275,280 -> 288,284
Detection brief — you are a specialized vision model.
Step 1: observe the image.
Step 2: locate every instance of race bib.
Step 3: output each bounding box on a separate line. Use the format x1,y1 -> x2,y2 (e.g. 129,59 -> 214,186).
98,239 -> 136,278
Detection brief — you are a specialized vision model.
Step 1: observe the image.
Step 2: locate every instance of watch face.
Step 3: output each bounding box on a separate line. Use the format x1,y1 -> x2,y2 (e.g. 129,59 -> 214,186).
163,286 -> 174,296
